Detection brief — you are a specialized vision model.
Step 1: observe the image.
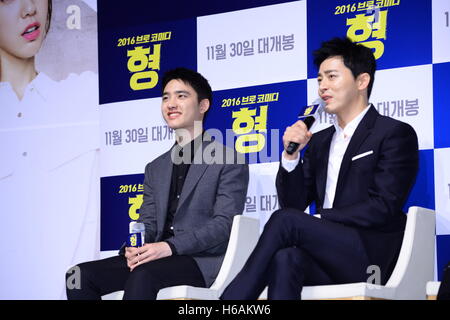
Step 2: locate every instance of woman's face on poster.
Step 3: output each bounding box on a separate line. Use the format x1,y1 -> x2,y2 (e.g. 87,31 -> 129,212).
0,0 -> 48,60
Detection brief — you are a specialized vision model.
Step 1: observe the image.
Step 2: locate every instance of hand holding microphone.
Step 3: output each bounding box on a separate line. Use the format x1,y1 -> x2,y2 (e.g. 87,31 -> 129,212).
284,99 -> 323,158
283,121 -> 313,159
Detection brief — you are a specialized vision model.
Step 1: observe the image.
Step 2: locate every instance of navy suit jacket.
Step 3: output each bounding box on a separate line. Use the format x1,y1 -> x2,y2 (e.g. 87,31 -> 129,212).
276,105 -> 419,283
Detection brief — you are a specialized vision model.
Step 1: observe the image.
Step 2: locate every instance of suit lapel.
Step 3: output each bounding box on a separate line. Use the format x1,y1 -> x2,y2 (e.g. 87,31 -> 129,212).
316,127 -> 335,208
176,140 -> 213,211
154,150 -> 173,231
334,105 -> 378,201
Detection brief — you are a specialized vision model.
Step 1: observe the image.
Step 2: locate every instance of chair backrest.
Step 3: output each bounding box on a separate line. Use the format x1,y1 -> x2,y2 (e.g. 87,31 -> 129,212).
385,206 -> 436,299
209,215 -> 260,294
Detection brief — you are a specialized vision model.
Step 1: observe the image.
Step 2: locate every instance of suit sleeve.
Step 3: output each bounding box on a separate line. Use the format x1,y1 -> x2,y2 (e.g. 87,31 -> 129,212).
276,142 -> 317,211
137,162 -> 158,243
165,162 -> 249,256
320,122 -> 419,229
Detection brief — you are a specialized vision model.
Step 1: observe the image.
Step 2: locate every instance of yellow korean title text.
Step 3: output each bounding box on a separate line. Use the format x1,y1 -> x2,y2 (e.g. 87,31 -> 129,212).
227,92 -> 279,154
123,31 -> 172,91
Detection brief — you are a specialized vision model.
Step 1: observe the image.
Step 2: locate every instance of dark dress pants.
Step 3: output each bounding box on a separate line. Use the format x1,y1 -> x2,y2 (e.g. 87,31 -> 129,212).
220,208 -> 371,300
66,254 -> 206,300
437,261 -> 450,300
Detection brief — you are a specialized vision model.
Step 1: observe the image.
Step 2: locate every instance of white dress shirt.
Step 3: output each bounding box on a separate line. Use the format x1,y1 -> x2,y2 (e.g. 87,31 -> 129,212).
0,72 -> 100,299
281,105 -> 371,213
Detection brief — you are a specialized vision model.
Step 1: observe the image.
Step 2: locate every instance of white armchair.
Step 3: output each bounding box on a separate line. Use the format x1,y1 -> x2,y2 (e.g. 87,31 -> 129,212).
258,206 -> 436,300
156,215 -> 260,299
101,215 -> 260,300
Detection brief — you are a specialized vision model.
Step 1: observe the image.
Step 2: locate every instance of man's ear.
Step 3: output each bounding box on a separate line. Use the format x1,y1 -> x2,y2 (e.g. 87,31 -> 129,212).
199,99 -> 210,114
357,73 -> 370,91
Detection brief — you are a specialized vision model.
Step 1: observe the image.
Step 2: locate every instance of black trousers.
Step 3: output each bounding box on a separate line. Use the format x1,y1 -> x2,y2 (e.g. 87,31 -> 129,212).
220,208 -> 371,300
66,255 -> 206,300
437,261 -> 450,300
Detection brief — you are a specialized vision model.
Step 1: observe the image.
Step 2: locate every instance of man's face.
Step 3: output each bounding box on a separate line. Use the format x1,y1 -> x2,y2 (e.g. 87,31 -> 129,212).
161,79 -> 209,131
317,56 -> 360,116
0,0 -> 48,60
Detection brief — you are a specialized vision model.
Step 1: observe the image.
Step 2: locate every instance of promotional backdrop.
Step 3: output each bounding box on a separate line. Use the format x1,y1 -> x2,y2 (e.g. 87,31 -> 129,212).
98,0 -> 450,284
1,0 -> 449,299
0,0 -> 99,299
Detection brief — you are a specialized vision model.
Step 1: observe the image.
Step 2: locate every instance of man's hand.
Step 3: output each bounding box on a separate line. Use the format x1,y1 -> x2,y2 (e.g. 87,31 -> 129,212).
282,120 -> 313,160
125,242 -> 173,272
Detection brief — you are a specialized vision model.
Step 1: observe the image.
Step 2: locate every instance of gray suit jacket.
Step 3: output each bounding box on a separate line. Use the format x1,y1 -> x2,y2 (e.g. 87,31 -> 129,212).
138,137 -> 249,286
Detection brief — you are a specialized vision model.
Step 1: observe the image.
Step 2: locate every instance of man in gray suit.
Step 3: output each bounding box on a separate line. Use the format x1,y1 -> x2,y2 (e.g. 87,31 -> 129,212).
66,68 -> 249,300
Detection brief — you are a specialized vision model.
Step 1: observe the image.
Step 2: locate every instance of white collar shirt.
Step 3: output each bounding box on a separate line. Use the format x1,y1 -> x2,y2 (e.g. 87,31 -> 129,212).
281,105 -> 371,211
322,105 -> 371,209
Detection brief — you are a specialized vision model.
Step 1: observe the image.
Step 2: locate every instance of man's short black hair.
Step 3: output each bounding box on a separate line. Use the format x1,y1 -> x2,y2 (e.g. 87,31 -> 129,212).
313,37 -> 376,98
161,68 -> 213,121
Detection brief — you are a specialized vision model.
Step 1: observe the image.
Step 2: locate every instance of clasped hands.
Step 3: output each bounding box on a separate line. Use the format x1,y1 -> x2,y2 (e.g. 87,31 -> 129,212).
125,242 -> 172,272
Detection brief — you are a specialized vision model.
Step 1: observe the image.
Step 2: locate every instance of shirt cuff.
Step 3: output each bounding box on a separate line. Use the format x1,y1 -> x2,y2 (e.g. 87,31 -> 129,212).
118,242 -> 127,256
165,240 -> 178,255
281,151 -> 300,173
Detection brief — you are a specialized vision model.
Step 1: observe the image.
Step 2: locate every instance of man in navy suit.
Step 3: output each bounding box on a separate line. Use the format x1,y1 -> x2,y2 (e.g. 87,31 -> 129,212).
220,37 -> 419,300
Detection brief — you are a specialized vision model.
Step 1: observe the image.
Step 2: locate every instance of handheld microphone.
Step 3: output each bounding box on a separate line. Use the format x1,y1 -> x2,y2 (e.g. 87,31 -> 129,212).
128,221 -> 145,247
285,99 -> 323,155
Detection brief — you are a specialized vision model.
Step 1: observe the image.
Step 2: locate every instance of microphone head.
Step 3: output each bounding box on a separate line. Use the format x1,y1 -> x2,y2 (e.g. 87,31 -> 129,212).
129,221 -> 145,233
286,98 -> 325,155
297,98 -> 323,119
303,116 -> 316,130
298,99 -> 324,117
128,221 -> 145,247
296,98 -> 324,130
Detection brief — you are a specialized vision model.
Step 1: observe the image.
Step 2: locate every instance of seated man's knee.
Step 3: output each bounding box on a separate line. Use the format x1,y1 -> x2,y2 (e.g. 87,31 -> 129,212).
65,264 -> 88,298
124,264 -> 163,299
272,247 -> 303,267
126,264 -> 161,287
66,262 -> 93,288
265,208 -> 297,230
